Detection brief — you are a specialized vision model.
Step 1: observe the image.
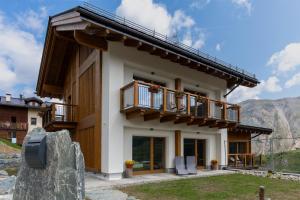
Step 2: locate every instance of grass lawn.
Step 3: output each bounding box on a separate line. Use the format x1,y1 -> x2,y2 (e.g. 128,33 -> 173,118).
120,174 -> 300,200
0,139 -> 22,150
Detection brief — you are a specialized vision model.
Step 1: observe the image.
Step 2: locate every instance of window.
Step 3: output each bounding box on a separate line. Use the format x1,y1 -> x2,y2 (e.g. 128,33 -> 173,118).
10,132 -> 16,138
11,116 -> 16,123
31,117 -> 37,125
229,142 -> 248,154
132,136 -> 165,172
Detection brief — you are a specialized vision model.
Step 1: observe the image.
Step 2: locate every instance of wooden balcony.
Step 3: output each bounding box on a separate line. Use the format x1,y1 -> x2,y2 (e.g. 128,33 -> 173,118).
42,103 -> 78,132
228,153 -> 261,169
0,122 -> 28,131
120,81 -> 240,128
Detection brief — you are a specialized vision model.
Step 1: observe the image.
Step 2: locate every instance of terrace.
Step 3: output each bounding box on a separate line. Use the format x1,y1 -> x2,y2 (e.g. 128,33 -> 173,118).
120,81 -> 240,128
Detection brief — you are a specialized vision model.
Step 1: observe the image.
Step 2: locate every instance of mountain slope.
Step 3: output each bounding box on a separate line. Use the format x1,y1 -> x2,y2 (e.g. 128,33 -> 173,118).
239,96 -> 300,153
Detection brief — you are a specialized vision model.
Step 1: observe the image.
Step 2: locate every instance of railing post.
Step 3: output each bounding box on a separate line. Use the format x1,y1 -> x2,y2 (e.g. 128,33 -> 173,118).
237,105 -> 240,123
133,81 -> 139,107
223,103 -> 227,121
51,104 -> 56,122
187,94 -> 190,115
206,98 -> 210,118
120,88 -> 124,111
163,88 -> 167,112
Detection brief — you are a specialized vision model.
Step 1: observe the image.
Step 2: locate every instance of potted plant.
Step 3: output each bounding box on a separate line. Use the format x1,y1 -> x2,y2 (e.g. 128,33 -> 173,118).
211,160 -> 218,170
148,85 -> 161,93
197,96 -> 207,103
124,160 -> 135,178
175,91 -> 185,99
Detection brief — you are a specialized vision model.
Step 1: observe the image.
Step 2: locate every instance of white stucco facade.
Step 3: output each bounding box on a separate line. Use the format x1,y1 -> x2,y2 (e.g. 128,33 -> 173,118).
27,108 -> 43,133
101,42 -> 228,180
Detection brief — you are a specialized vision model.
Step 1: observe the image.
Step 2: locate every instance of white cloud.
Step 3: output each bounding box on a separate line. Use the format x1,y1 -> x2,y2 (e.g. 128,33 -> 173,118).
267,43 -> 300,73
228,76 -> 282,103
264,76 -> 282,92
190,0 -> 211,9
231,0 -> 252,15
285,73 -> 300,88
116,0 -> 204,48
0,10 -> 44,96
16,7 -> 47,34
216,43 -> 221,51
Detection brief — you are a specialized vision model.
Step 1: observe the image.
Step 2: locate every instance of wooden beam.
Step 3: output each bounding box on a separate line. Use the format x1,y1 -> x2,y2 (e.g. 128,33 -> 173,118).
42,84 -> 63,95
74,30 -> 108,50
160,114 -> 177,123
174,116 -> 191,124
124,38 -> 141,47
144,112 -> 161,121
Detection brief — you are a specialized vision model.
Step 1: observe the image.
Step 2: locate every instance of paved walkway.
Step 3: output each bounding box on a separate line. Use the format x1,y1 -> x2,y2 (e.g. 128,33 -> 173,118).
85,170 -> 235,200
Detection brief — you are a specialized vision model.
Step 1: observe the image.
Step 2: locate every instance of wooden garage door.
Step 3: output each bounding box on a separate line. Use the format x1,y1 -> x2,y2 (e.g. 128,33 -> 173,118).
76,49 -> 101,172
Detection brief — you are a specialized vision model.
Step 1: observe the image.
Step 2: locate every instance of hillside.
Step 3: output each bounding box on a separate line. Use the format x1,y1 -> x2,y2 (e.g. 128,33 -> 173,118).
239,96 -> 300,154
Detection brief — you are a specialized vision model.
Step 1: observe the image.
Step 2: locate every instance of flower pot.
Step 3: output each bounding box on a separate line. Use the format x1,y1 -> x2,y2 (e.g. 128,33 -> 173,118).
125,168 -> 133,178
126,163 -> 134,169
211,164 -> 218,170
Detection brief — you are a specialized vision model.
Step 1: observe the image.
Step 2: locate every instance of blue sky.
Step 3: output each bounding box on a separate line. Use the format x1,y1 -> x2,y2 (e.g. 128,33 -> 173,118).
1,0 -> 300,102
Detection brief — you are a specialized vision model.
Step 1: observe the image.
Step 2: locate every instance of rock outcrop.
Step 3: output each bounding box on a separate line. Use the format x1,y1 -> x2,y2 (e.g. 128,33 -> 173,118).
240,96 -> 300,153
13,128 -> 85,200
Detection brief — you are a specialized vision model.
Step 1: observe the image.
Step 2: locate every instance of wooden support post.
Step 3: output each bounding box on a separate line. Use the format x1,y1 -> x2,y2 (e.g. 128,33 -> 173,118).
175,78 -> 182,90
163,88 -> 167,112
175,130 -> 181,156
259,186 -> 265,200
133,81 -> 139,107
187,94 -> 191,115
51,104 -> 56,122
223,103 -> 227,120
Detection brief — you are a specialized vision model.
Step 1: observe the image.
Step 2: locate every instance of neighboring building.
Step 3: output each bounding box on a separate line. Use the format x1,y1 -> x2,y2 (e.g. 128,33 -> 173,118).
36,4 -> 272,180
0,94 -> 43,144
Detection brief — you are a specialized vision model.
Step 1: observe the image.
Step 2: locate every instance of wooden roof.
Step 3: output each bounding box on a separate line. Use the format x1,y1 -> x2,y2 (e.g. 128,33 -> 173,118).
228,124 -> 273,135
36,3 -> 260,98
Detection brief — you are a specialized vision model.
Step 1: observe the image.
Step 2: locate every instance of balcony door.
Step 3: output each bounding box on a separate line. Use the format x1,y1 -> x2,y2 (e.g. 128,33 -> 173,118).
75,48 -> 101,172
184,139 -> 206,168
132,136 -> 165,174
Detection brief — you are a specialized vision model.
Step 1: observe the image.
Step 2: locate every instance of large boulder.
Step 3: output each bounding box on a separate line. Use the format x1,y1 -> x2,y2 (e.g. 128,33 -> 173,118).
13,128 -> 85,200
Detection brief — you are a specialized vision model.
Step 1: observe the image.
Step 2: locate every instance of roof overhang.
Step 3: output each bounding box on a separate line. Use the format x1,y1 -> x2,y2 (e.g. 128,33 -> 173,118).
228,124 -> 273,135
36,4 -> 260,98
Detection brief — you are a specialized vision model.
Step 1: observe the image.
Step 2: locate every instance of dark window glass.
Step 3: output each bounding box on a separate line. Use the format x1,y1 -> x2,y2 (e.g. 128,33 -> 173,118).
229,142 -> 238,154
31,118 -> 37,125
11,117 -> 16,123
197,140 -> 206,166
238,142 -> 247,154
153,138 -> 165,170
132,136 -> 151,171
184,139 -> 195,158
11,132 -> 16,138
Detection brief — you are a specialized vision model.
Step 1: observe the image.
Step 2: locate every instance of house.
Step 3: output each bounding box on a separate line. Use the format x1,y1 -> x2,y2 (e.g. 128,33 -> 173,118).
36,4 -> 272,180
0,94 -> 43,144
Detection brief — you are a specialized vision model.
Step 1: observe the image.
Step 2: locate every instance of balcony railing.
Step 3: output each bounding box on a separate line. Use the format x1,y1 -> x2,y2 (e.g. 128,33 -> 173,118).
0,122 -> 28,130
42,103 -> 78,128
120,81 -> 240,123
228,153 -> 260,168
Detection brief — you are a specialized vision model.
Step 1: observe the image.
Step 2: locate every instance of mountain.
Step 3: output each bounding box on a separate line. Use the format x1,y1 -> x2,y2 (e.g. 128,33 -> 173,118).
239,96 -> 300,154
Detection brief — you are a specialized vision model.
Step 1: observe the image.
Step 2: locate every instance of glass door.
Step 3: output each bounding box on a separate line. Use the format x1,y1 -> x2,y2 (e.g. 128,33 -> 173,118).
197,140 -> 206,167
132,136 -> 165,174
184,139 -> 206,168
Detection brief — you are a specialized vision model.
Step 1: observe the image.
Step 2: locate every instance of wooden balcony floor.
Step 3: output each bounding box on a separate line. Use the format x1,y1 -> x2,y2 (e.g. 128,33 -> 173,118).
44,121 -> 77,132
123,107 -> 237,129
